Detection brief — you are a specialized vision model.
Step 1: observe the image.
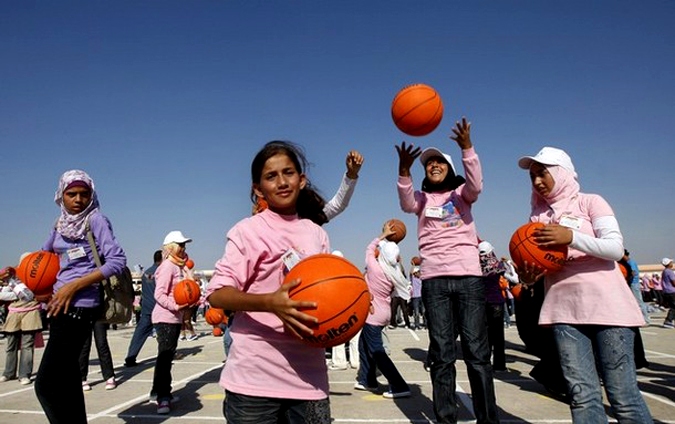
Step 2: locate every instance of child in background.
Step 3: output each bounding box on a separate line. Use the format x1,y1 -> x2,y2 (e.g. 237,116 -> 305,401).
0,264 -> 44,385
478,241 -> 507,372
396,117 -> 498,423
206,141 -> 332,424
355,224 -> 411,399
151,230 -> 195,414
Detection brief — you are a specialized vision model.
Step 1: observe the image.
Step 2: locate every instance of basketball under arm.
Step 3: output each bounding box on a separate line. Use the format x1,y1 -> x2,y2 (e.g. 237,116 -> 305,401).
569,216 -> 624,261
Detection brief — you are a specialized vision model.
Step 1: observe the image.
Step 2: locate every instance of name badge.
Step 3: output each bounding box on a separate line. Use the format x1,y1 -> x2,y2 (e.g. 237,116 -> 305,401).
424,207 -> 444,219
559,215 -> 582,230
281,248 -> 301,272
67,246 -> 87,260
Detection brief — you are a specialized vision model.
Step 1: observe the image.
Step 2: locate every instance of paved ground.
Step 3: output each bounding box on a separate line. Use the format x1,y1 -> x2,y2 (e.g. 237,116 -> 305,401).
0,310 -> 674,423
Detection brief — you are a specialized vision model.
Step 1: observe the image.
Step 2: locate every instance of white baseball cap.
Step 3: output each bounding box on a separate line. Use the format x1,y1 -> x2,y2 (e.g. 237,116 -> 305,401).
332,250 -> 344,257
163,230 -> 192,245
478,241 -> 494,255
662,257 -> 673,267
518,146 -> 577,177
419,147 -> 456,175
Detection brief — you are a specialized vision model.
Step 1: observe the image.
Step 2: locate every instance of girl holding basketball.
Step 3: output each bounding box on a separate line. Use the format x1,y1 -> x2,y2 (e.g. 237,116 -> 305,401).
396,118 -> 499,424
517,147 -> 652,423
151,230 -> 194,414
355,223 -> 411,398
33,170 -> 127,424
206,141 -> 332,424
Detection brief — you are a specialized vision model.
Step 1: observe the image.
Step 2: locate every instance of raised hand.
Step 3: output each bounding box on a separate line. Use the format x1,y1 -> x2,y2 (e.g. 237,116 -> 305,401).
395,141 -> 422,177
345,150 -> 364,179
450,117 -> 472,150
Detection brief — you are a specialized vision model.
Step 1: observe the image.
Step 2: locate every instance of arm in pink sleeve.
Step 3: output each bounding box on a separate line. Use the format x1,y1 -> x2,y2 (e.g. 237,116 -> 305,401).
154,264 -> 180,312
459,147 -> 483,204
397,176 -> 422,214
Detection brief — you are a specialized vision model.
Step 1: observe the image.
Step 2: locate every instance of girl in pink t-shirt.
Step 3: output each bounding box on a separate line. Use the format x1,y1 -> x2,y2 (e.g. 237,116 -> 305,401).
396,118 -> 498,424
517,147 -> 652,423
206,141 -> 331,424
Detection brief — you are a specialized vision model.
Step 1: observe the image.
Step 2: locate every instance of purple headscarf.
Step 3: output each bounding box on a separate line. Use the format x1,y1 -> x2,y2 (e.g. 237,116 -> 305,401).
54,169 -> 100,239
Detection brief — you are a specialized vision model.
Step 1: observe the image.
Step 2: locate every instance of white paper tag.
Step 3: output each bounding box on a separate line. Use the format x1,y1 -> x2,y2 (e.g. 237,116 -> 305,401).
424,206 -> 445,219
67,246 -> 87,260
281,248 -> 301,272
559,215 -> 582,230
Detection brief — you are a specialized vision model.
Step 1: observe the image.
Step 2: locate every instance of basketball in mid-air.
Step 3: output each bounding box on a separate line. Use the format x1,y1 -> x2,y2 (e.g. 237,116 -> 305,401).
385,219 -> 407,243
411,256 -> 421,266
185,258 -> 195,270
284,254 -> 370,348
173,279 -> 201,305
15,251 -> 60,295
508,222 -> 567,273
391,83 -> 444,136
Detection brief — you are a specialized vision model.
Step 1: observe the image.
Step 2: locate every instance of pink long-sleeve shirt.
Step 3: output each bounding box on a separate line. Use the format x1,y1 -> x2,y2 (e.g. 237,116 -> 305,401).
206,209 -> 330,400
151,260 -> 186,325
397,147 -> 483,280
364,238 -> 393,326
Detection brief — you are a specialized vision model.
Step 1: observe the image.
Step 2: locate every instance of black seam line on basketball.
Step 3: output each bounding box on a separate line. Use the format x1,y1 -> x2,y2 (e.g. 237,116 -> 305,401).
315,291 -> 370,326
394,94 -> 438,123
290,275 -> 365,294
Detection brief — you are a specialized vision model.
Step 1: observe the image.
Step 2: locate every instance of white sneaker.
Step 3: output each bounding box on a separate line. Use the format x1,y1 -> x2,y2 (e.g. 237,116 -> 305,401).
105,377 -> 117,390
19,377 -> 31,385
383,390 -> 411,399
82,381 -> 92,391
328,363 -> 348,371
0,376 -> 10,383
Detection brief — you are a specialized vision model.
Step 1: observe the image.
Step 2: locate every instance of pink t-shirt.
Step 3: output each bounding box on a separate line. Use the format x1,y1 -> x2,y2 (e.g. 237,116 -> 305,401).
536,193 -> 643,327
205,209 -> 330,400
152,260 -> 186,325
364,238 -> 393,326
397,147 -> 482,279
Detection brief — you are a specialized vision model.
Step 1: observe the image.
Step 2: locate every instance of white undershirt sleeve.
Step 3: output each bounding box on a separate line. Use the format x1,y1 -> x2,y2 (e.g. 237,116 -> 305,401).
569,215 -> 624,261
323,174 -> 358,221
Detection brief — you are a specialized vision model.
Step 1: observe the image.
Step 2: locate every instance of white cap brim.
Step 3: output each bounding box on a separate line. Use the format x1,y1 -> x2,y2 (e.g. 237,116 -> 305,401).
419,147 -> 456,175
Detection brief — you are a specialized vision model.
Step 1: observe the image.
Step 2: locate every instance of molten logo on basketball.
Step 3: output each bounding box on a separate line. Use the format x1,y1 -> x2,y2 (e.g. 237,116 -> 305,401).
544,252 -> 566,266
304,313 -> 360,345
29,253 -> 45,279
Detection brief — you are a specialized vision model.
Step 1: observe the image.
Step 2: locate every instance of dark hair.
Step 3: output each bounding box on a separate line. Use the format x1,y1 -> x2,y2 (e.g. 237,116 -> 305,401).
153,250 -> 162,263
420,159 -> 466,193
250,141 -> 328,225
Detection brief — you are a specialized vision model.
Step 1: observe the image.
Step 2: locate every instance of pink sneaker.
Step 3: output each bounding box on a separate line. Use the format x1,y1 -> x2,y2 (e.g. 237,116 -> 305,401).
105,377 -> 117,390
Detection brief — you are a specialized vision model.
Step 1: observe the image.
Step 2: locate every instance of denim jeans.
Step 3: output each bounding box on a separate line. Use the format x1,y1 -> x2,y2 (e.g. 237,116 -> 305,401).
151,323 -> 181,402
552,324 -> 653,423
663,292 -> 675,323
422,276 -> 499,424
3,331 -> 36,380
125,313 -> 154,363
486,303 -> 506,370
80,321 -> 115,381
411,297 -> 424,328
35,308 -> 96,424
224,390 -> 331,424
356,323 -> 409,393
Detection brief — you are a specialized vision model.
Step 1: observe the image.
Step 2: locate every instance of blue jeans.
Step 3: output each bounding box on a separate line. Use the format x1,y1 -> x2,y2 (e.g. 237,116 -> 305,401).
125,313 -> 154,363
411,297 -> 424,328
423,276 -> 499,424
79,321 -> 115,381
3,331 -> 36,380
356,323 -> 409,393
224,390 -> 330,424
553,324 -> 653,423
151,323 -> 181,402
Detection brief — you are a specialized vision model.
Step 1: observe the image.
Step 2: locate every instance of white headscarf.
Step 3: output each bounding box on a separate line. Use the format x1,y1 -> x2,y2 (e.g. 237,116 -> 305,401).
377,240 -> 410,299
54,169 -> 100,239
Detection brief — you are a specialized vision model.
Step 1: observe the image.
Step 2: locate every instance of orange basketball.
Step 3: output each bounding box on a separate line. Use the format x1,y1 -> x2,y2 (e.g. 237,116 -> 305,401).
173,279 -> 201,305
508,222 -> 567,273
213,326 -> 223,337
205,307 -> 225,325
391,83 -> 444,136
15,250 -> 60,295
510,283 -> 523,301
185,259 -> 195,270
618,261 -> 629,280
284,254 -> 370,348
411,256 -> 421,266
385,219 -> 407,243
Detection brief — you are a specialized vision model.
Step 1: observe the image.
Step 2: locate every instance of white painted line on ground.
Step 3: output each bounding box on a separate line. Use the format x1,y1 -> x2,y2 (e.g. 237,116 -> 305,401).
87,363 -> 224,421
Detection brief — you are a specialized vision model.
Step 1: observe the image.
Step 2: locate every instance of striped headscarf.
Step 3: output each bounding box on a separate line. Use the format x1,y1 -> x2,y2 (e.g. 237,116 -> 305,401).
54,169 -> 100,239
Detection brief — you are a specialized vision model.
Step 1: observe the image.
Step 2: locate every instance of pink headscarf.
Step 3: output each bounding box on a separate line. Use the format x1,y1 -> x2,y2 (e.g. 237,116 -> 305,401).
529,164 -> 580,224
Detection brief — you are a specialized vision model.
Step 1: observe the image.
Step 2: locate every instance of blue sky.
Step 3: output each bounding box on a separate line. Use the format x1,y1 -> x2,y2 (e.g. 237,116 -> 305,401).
1,1 -> 673,271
